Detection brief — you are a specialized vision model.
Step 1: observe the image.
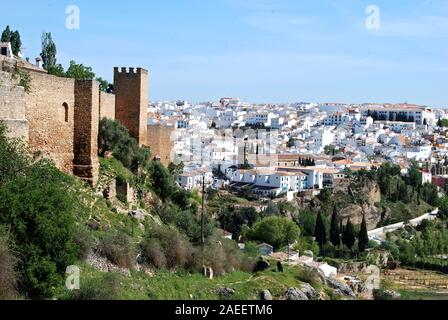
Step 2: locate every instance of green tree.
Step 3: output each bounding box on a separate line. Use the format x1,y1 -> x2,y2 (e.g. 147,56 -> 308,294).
314,212 -> 327,249
41,32 -> 57,70
1,25 -> 11,42
10,30 -> 21,55
0,225 -> 17,300
46,64 -> 66,77
437,196 -> 448,218
298,210 -> 316,237
407,162 -> 422,188
98,118 -> 147,171
0,124 -> 29,186
65,60 -> 95,80
358,215 -> 369,253
286,137 -> 296,148
330,205 -> 341,247
1,26 -> 21,55
149,161 -> 176,202
168,162 -> 185,177
96,77 -> 110,92
0,124 -> 96,298
246,216 -> 300,249
342,218 -> 356,250
398,182 -> 410,203
218,206 -> 259,239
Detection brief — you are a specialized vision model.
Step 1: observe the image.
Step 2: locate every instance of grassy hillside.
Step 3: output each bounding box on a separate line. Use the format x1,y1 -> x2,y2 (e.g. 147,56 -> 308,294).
55,263 -> 336,300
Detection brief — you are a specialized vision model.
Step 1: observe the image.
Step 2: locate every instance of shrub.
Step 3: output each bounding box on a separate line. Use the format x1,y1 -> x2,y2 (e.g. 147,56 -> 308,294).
245,216 -> 301,249
66,273 -> 122,300
297,210 -> 316,237
297,267 -> 320,288
0,226 -> 17,300
0,160 -> 79,298
99,232 -> 136,269
98,118 -> 150,172
73,226 -> 95,261
141,224 -> 193,270
0,124 -> 29,186
203,237 -> 250,275
141,241 -> 167,269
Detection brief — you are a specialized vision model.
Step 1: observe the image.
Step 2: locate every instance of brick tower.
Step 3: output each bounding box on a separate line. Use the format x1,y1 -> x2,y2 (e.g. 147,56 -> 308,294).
73,79 -> 100,185
114,67 -> 148,146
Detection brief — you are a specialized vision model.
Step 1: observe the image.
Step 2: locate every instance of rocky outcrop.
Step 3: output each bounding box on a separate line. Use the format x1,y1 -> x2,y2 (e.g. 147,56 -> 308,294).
296,180 -> 385,230
260,290 -> 273,301
218,287 -> 235,299
87,252 -> 131,276
299,283 -> 318,300
324,278 -> 356,299
283,288 -> 309,300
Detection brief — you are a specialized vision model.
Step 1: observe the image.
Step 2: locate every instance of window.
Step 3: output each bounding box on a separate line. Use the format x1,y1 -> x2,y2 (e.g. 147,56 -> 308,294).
63,103 -> 69,122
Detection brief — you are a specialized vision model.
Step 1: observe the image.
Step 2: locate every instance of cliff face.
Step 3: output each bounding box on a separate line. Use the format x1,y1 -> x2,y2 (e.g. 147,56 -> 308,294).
296,180 -> 384,230
339,181 -> 383,229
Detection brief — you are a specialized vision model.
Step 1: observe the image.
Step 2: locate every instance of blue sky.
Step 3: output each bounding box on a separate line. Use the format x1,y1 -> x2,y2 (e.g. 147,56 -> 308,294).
1,0 -> 447,106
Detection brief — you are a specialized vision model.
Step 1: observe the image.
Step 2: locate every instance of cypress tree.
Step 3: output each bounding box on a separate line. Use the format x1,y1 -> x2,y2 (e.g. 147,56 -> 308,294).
330,205 -> 340,247
342,218 -> 355,250
10,30 -> 21,55
1,25 -> 11,42
314,212 -> 327,249
358,215 -> 369,253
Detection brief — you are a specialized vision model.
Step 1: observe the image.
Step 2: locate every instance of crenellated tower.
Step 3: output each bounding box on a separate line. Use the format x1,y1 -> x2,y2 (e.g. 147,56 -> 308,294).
114,67 -> 148,146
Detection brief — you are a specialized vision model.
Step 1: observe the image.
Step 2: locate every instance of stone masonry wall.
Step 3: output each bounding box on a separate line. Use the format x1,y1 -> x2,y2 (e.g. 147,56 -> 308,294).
114,67 -> 148,146
99,91 -> 115,120
25,71 -> 76,174
147,124 -> 175,166
73,80 -> 100,185
0,70 -> 28,140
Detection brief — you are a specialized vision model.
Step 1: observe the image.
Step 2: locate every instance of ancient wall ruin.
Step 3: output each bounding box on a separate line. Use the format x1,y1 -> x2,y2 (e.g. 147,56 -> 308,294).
0,55 -> 150,186
0,69 -> 28,140
25,71 -> 76,174
99,91 -> 115,120
73,80 -> 100,185
147,124 -> 175,166
114,67 -> 148,146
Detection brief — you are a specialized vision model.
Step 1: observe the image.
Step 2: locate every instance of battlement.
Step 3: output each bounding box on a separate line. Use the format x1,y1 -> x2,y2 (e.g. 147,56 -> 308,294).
114,66 -> 149,146
114,67 -> 148,77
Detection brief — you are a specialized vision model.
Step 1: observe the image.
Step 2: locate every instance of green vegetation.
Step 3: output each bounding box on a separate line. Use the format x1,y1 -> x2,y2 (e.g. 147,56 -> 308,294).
324,145 -> 341,156
329,205 -> 341,247
40,32 -> 57,71
286,137 -> 296,148
0,124 -> 89,298
65,60 -> 96,80
314,212 -> 327,249
58,263 -> 321,300
12,67 -> 32,93
1,25 -> 21,55
245,216 -> 300,249
383,220 -> 448,273
342,218 -> 355,250
95,77 -> 110,92
358,215 -> 369,253
0,225 -> 17,300
437,118 -> 448,128
98,118 -> 150,172
39,31 -> 109,85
